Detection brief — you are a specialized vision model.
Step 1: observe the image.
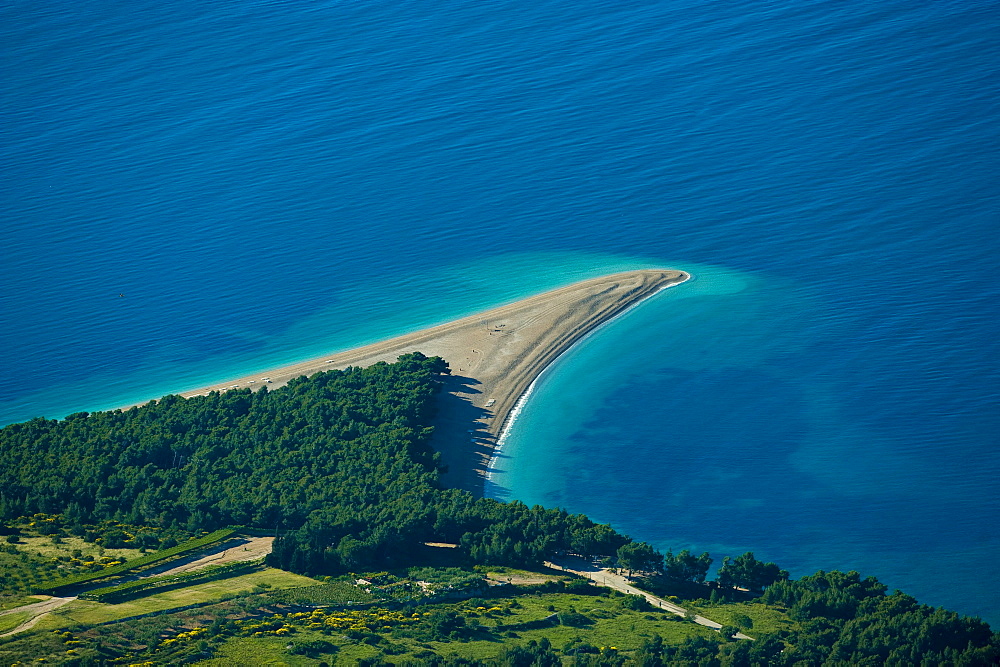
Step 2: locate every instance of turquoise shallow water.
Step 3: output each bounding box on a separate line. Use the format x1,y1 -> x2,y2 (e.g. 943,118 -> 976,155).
488,265 -> 1000,621
0,252 -> 654,420
2,0 -> 998,623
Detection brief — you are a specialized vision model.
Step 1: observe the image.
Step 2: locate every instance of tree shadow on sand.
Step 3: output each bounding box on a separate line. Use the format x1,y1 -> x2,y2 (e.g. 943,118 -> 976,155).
428,374 -> 499,497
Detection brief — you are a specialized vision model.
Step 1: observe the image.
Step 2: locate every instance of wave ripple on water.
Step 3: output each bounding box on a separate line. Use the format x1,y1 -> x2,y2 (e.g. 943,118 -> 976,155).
2,0 -> 998,624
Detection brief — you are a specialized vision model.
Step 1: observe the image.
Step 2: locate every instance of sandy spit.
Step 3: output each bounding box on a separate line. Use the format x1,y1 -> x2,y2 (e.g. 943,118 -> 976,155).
139,269 -> 689,495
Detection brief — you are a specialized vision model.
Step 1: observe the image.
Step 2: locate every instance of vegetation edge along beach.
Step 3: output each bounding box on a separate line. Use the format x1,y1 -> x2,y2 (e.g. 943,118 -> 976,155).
142,269 -> 690,495
0,271 -> 997,664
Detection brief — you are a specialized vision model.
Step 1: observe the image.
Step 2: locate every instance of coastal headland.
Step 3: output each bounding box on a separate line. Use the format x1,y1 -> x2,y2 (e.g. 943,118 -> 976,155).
170,269 -> 689,494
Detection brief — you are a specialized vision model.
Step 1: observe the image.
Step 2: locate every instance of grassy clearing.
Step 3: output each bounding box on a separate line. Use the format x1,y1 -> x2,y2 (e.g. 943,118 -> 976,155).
37,568 -> 317,629
1,570 -> 724,664
194,590 -> 715,665
0,626 -> 68,665
483,593 -> 711,652
0,548 -> 64,593
0,594 -> 45,611
333,641 -> 388,665
14,534 -> 144,563
0,611 -> 31,635
204,636 -> 323,666
265,580 -> 375,606
0,535 -> 146,593
688,601 -> 797,636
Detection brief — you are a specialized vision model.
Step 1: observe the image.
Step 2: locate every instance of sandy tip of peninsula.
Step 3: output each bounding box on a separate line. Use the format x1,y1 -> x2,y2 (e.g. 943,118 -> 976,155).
140,269 -> 690,494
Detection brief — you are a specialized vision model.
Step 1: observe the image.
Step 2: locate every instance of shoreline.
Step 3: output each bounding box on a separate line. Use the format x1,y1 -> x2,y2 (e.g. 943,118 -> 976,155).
129,268 -> 689,495
485,275 -> 688,487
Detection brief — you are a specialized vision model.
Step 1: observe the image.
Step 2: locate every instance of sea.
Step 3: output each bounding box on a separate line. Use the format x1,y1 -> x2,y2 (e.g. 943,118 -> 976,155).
2,0 -> 998,625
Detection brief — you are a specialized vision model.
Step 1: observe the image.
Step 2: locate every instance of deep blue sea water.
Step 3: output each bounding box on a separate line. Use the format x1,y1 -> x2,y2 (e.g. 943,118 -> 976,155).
3,0 -> 998,624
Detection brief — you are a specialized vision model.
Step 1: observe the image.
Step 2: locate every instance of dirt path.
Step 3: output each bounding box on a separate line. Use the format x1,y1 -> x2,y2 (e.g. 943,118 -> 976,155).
0,537 -> 274,637
0,596 -> 76,637
148,536 -> 273,577
546,556 -> 752,640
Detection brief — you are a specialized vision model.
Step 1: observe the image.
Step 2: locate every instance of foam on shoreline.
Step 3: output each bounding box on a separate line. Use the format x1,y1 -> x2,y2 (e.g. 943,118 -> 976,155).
102,268 -> 688,496
485,272 -> 691,485
487,378 -> 537,482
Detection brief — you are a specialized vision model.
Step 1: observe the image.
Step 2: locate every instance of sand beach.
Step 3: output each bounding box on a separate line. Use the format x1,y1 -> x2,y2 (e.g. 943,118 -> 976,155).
165,269 -> 688,494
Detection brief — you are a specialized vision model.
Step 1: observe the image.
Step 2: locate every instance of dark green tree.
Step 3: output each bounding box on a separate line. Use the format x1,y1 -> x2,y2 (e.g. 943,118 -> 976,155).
662,549 -> 712,583
731,612 -> 753,630
717,552 -> 789,592
616,541 -> 661,577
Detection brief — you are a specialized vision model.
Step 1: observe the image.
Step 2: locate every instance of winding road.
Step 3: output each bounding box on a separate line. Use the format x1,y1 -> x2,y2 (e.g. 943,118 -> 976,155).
546,556 -> 752,640
0,536 -> 274,637
0,596 -> 76,637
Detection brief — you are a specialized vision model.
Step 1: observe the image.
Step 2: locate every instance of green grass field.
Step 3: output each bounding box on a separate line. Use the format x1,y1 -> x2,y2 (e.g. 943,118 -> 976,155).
0,568 -> 756,665
204,637 -> 324,666
0,565 -> 763,665
476,593 -> 712,652
195,589 -> 716,665
15,534 -> 144,563
0,611 -> 31,635
265,580 -> 375,606
0,594 -> 44,611
687,601 -> 797,636
35,568 -> 316,629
